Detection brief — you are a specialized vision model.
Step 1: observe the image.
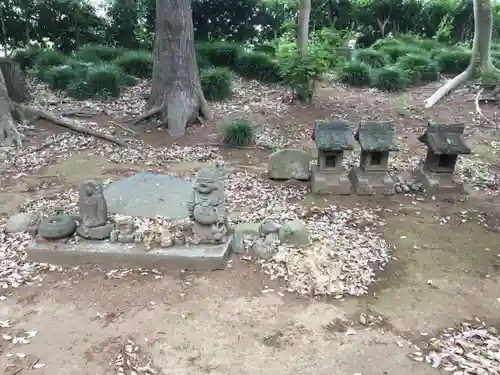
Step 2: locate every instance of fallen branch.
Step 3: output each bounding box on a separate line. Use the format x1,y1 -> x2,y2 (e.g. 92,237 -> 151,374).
109,121 -> 138,137
17,103 -> 129,147
425,68 -> 474,109
59,110 -> 102,118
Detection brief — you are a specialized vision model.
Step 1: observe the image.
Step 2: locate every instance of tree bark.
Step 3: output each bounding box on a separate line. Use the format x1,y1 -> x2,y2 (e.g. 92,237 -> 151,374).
297,0 -> 311,57
144,0 -> 210,136
425,0 -> 499,108
0,68 -> 22,148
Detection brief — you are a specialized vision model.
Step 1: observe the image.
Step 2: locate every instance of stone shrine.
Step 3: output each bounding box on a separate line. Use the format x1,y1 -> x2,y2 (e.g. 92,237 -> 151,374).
75,181 -> 114,239
414,122 -> 471,191
311,119 -> 355,195
349,121 -> 399,195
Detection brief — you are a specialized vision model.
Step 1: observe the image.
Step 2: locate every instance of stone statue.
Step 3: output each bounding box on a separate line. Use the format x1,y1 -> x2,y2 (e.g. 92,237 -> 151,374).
76,181 -> 113,240
187,167 -> 228,244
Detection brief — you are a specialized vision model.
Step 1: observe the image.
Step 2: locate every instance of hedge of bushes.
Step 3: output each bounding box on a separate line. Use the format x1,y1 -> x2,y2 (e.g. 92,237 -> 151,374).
11,36 -> 493,99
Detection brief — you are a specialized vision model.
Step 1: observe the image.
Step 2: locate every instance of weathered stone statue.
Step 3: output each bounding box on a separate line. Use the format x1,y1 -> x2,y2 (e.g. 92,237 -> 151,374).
187,167 -> 229,244
76,181 -> 113,240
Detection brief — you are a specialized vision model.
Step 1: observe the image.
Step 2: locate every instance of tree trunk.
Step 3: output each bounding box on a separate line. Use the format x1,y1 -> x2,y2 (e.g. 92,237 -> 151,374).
0,68 -> 21,148
147,0 -> 210,136
425,0 -> 498,108
297,0 -> 311,57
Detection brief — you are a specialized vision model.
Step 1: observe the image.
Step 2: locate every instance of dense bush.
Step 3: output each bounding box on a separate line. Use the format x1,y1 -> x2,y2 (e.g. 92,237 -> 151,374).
44,60 -> 89,91
435,50 -> 471,74
234,52 -> 282,83
379,45 -> 425,62
197,53 -> 214,70
115,50 -> 153,78
200,67 -> 234,101
67,63 -> 122,99
12,47 -> 43,71
338,61 -> 371,87
372,66 -> 409,92
356,48 -> 390,68
397,54 -> 440,84
34,50 -> 68,79
196,42 -> 244,69
221,118 -> 255,147
74,44 -> 125,62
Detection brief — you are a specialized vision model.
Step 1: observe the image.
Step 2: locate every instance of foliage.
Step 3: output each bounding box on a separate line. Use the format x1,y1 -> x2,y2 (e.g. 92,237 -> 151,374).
220,118 -> 255,147
379,45 -> 425,62
435,49 -> 471,74
43,60 -> 89,90
356,49 -> 390,68
196,42 -> 244,69
114,50 -> 153,78
338,61 -> 372,87
66,63 -> 123,100
397,53 -> 440,84
12,47 -> 44,71
74,45 -> 126,63
200,67 -> 234,101
234,52 -> 282,83
34,50 -> 68,80
372,66 -> 409,92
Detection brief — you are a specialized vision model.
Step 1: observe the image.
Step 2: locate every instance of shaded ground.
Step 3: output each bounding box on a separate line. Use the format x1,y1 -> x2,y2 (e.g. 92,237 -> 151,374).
1,80 -> 500,374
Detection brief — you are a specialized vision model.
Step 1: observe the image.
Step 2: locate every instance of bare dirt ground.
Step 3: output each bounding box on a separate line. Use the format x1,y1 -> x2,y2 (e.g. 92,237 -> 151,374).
1,79 -> 500,374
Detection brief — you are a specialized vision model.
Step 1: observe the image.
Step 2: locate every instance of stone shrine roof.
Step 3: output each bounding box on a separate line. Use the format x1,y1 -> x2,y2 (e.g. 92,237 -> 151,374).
418,123 -> 471,155
314,120 -> 355,152
354,121 -> 399,152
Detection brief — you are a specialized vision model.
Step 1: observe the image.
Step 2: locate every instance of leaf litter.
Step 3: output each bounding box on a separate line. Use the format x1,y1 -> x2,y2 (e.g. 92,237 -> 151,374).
1,79 -> 500,374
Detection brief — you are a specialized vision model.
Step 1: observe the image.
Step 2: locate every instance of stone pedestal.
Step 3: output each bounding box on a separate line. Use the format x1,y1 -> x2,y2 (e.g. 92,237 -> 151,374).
311,169 -> 351,195
414,168 -> 464,193
349,167 -> 395,196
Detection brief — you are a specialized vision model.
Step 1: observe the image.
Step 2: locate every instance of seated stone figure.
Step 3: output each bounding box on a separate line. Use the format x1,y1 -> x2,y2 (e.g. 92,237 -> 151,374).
187,167 -> 228,244
76,181 -> 113,240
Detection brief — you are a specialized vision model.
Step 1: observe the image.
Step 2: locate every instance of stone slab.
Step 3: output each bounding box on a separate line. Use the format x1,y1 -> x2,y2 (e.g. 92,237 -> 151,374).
26,238 -> 232,270
103,172 -> 192,219
311,170 -> 351,195
349,167 -> 395,196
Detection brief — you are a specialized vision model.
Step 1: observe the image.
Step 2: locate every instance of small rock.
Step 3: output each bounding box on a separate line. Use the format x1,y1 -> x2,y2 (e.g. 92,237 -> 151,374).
234,222 -> 261,238
279,220 -> 309,246
268,149 -> 310,181
410,182 -> 421,192
110,230 -> 119,242
260,219 -> 280,236
402,184 -> 411,193
395,185 -> 403,194
5,213 -> 39,233
230,235 -> 245,254
160,229 -> 173,248
253,237 -> 278,259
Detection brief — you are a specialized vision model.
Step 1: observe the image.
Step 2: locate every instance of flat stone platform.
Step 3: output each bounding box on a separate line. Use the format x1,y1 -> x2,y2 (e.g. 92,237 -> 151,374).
26,239 -> 232,270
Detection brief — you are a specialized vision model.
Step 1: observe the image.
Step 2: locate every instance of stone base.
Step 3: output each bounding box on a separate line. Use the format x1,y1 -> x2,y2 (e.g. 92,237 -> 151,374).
413,168 -> 464,193
349,167 -> 395,196
311,170 -> 351,195
76,223 -> 114,240
26,237 -> 232,270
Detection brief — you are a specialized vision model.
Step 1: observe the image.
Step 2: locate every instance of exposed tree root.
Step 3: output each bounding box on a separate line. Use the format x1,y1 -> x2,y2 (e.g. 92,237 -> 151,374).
474,88 -> 500,138
128,105 -> 161,126
425,68 -> 474,109
14,103 -> 129,147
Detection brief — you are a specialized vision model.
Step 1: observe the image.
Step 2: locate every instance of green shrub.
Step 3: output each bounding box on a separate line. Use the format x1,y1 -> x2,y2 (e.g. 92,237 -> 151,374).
234,52 -> 281,82
200,67 -> 234,101
115,50 -> 153,78
196,42 -> 243,68
115,51 -> 153,78
44,60 -> 89,90
86,64 -> 122,97
12,47 -> 43,71
380,45 -> 424,62
221,119 -> 255,147
197,53 -> 214,70
371,38 -> 404,50
66,81 -> 93,100
397,54 -> 439,84
34,50 -> 68,79
74,44 -> 125,63
435,50 -> 471,74
338,61 -> 371,86
356,48 -> 390,68
372,66 -> 409,92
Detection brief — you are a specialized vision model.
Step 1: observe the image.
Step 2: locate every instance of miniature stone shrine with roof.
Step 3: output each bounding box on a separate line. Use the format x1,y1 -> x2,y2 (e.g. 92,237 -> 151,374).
349,121 -> 399,195
414,122 -> 471,192
311,119 -> 355,194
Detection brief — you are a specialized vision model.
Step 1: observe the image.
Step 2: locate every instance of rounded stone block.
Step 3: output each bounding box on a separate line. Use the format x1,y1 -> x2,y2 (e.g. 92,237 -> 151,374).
268,149 -> 310,181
